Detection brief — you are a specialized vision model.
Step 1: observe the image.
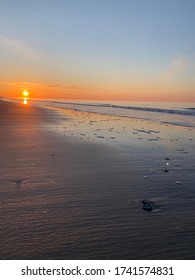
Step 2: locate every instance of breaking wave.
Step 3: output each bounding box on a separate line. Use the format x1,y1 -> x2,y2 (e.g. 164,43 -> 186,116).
37,100 -> 195,128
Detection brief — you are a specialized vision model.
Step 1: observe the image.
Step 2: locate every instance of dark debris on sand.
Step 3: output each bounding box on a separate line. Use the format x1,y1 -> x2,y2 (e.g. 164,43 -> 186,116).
142,200 -> 159,212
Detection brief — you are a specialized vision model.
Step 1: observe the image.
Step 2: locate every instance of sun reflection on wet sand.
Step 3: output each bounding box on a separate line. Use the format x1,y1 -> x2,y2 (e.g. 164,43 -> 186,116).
23,98 -> 28,105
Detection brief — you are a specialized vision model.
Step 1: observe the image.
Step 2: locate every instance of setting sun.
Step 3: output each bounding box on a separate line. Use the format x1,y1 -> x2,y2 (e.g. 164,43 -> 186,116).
22,90 -> 29,97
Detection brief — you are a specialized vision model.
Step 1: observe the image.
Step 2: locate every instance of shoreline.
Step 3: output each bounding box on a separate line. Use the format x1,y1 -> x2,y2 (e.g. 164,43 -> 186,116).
0,100 -> 195,259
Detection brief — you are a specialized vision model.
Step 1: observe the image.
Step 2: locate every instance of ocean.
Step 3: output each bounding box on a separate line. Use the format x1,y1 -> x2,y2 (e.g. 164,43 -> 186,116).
35,99 -> 195,128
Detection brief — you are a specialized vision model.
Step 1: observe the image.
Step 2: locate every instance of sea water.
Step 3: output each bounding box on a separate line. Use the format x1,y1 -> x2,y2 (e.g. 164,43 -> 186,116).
35,99 -> 195,128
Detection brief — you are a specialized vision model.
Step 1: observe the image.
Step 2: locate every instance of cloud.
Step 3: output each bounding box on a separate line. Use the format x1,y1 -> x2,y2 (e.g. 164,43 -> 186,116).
162,56 -> 190,79
0,80 -> 83,91
0,35 -> 32,57
49,84 -> 83,90
62,85 -> 83,90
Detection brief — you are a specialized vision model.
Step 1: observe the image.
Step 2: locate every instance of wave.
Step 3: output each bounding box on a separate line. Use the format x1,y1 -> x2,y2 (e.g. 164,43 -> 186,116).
108,104 -> 195,116
43,100 -> 195,117
37,100 -> 195,128
186,108 -> 195,110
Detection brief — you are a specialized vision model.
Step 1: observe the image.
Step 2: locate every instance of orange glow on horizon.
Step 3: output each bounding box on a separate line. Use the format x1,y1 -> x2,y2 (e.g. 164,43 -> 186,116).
0,81 -> 194,102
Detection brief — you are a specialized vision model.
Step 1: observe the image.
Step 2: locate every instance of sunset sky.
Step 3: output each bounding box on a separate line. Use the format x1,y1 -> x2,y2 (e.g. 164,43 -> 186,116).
0,0 -> 195,101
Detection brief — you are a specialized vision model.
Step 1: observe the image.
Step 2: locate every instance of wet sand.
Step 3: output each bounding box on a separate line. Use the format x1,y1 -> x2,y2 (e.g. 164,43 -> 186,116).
0,100 -> 195,259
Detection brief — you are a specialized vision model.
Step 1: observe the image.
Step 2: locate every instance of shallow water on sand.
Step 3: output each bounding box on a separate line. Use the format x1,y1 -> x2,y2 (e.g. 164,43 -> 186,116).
36,99 -> 195,128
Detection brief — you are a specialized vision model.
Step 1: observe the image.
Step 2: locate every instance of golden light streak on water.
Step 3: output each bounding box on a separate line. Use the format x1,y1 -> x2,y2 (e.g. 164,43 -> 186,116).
23,98 -> 28,105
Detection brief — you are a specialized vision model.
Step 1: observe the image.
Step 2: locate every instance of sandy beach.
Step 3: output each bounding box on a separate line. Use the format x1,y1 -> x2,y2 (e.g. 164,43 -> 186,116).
0,99 -> 195,260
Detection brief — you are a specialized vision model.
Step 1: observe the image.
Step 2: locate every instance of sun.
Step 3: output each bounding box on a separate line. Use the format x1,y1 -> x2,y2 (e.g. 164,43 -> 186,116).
22,90 -> 29,97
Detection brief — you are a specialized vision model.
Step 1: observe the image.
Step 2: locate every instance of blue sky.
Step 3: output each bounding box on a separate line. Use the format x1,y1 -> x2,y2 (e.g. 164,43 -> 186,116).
0,0 -> 195,101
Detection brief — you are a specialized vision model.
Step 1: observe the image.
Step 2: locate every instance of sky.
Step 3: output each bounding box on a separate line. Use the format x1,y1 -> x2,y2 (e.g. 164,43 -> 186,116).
0,0 -> 195,101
